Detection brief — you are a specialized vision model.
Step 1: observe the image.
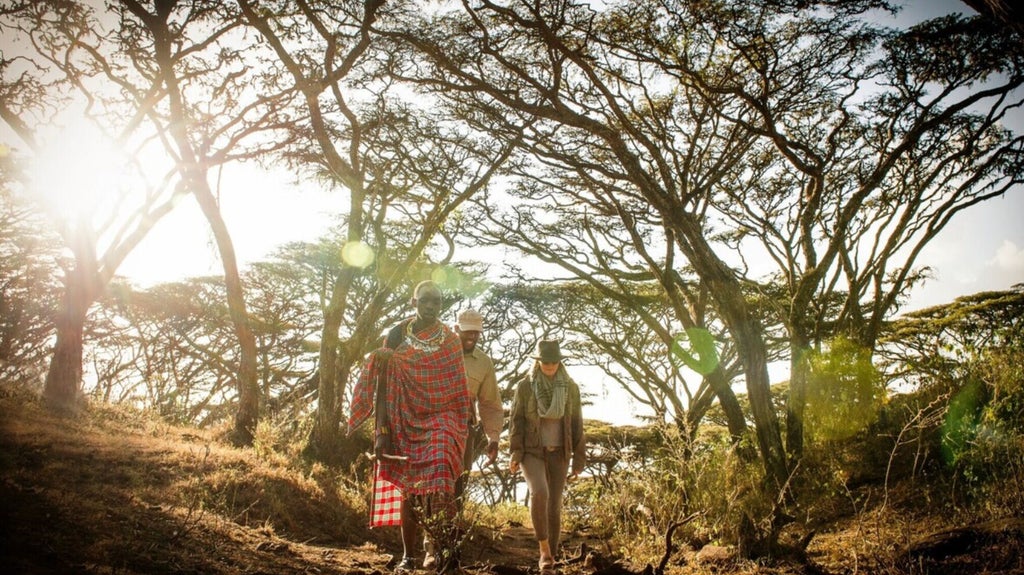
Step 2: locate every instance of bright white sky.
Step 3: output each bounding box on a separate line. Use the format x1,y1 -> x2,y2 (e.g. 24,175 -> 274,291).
118,163 -> 338,285
6,0 -> 1022,426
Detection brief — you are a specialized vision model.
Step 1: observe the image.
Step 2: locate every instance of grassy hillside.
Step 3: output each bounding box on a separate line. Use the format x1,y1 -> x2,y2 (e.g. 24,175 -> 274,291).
2,386 -> 1022,575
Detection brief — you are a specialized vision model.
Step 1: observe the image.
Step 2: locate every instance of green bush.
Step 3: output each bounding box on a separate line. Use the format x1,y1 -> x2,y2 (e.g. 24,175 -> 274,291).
575,423 -> 766,563
804,337 -> 885,443
945,343 -> 1024,516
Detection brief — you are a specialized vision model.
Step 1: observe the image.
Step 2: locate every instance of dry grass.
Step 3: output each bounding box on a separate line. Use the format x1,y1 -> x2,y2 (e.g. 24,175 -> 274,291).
1,385 -> 1021,575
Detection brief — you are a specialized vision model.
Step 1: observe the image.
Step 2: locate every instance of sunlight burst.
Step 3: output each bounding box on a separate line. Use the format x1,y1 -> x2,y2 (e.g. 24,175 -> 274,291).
27,117 -> 131,227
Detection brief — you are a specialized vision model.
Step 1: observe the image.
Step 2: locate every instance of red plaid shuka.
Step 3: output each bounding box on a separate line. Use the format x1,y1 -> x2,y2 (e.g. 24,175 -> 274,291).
369,462 -> 402,527
349,319 -> 471,496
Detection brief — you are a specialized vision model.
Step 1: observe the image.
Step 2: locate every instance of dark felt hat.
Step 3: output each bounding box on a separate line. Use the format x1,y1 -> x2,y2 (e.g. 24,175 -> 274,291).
531,340 -> 564,362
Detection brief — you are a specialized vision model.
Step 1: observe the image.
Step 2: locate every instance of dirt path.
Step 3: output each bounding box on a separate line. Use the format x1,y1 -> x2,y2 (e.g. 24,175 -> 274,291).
463,524 -> 541,566
374,523 -> 605,573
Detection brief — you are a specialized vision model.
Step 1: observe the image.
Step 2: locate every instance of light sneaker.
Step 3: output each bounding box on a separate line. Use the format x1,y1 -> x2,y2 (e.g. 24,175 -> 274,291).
396,556 -> 418,573
423,535 -> 437,569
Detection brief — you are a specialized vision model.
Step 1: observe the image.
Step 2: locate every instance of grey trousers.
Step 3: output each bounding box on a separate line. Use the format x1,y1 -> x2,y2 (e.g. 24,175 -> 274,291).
520,448 -> 570,553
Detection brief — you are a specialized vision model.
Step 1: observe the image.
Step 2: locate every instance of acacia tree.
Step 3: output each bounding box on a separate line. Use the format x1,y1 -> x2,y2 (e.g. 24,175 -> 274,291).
0,1 -> 185,410
107,0 -> 301,443
479,271 -> 756,444
962,0 -> 1024,36
93,278 -> 240,424
236,0 -> 518,461
879,285 -> 1024,389
92,250 -> 330,428
0,182 -> 63,387
663,8 -> 1024,457
383,0 -> 1023,473
379,0 -> 790,493
4,0 -> 302,442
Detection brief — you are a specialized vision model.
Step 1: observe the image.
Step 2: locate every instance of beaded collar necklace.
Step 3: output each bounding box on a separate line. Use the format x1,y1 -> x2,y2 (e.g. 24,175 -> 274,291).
405,319 -> 444,353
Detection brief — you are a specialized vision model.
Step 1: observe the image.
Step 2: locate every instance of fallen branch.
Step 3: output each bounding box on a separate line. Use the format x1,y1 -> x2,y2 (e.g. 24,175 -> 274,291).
655,512 -> 703,575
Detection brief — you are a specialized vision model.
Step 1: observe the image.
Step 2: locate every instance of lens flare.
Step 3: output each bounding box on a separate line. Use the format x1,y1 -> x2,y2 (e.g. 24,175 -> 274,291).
341,240 -> 375,268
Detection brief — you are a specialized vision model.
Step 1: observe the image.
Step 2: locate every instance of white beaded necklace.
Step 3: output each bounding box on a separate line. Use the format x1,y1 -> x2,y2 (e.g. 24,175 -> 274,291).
405,320 -> 444,353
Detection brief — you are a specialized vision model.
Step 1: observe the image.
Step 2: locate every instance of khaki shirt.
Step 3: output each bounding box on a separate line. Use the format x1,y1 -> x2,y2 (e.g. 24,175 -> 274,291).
464,347 -> 503,444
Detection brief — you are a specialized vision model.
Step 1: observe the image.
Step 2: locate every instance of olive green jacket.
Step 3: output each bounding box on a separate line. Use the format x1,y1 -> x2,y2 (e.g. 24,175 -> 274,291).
508,371 -> 586,475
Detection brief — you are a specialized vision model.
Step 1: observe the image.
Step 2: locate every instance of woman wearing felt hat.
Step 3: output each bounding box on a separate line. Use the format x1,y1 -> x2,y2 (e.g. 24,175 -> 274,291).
508,340 -> 586,574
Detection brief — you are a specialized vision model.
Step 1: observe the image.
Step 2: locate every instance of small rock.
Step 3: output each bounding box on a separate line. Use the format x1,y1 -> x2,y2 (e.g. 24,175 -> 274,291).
695,544 -> 734,564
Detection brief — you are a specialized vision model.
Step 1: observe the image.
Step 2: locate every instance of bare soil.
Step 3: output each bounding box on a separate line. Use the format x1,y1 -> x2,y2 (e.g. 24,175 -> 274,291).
1,389 -> 1021,575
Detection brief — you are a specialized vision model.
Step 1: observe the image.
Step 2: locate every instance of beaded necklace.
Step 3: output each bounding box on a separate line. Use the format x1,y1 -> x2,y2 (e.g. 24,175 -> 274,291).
405,319 -> 445,353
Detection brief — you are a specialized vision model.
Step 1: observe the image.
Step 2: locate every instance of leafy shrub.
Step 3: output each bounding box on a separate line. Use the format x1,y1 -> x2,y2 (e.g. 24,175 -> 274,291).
804,337 -> 885,443
575,423 -> 766,563
945,343 -> 1024,516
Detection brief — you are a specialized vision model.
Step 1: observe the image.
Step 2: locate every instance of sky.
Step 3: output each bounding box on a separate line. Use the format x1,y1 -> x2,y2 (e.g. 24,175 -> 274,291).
8,0 -> 1023,426
118,164 -> 338,285
117,0 -> 1023,305
876,0 -> 1024,310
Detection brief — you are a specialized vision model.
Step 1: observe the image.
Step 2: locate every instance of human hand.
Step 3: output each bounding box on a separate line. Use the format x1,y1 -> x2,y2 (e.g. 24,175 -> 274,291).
374,348 -> 394,364
567,470 -> 579,483
509,459 -> 520,474
486,440 -> 499,464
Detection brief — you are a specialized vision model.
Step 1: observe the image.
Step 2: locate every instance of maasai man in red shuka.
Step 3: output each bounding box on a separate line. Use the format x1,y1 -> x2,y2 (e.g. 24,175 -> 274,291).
349,280 -> 471,571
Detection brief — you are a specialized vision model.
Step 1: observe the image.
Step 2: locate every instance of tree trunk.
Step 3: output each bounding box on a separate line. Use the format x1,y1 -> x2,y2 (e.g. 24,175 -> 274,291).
675,215 -> 789,489
731,315 -> 789,489
191,185 -> 260,446
310,313 -> 342,459
307,267 -> 357,462
43,226 -> 98,412
704,369 -> 752,459
785,337 -> 811,461
42,277 -> 89,411
136,0 -> 259,446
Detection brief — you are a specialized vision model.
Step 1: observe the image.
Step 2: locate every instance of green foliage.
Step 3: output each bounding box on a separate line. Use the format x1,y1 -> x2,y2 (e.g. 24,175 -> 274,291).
872,324 -> 1024,519
944,342 -> 1024,516
978,345 -> 1024,431
462,499 -> 530,531
575,423 -> 766,563
941,379 -> 986,467
803,337 -> 885,442
879,287 -> 1024,391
